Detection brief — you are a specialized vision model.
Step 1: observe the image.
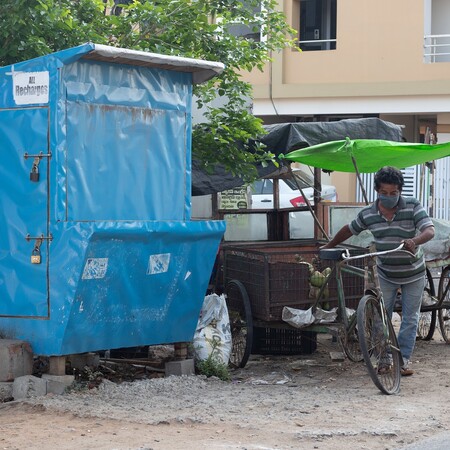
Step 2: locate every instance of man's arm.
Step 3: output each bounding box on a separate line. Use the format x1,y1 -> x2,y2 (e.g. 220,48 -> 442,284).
402,225 -> 435,254
321,224 -> 353,249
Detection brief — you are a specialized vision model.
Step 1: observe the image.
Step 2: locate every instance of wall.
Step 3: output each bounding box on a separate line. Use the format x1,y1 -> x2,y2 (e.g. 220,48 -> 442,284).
244,0 -> 450,117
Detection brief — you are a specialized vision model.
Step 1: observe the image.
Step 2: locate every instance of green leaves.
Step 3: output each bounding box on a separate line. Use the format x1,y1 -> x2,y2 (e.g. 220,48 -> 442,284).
0,0 -> 109,65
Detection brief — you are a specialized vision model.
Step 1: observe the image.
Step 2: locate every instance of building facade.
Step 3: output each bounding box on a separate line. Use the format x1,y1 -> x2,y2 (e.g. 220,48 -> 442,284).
243,0 -> 450,218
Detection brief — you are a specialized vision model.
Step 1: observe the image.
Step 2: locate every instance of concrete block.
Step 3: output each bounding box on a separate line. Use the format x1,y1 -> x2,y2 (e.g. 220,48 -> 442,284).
0,339 -> 33,382
42,374 -> 75,395
165,358 -> 195,376
0,382 -> 13,401
13,375 -> 47,400
330,351 -> 345,362
67,353 -> 100,371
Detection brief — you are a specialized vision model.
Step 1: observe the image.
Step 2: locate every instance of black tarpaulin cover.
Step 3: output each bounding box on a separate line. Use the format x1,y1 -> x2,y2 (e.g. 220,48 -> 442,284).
192,117 -> 403,195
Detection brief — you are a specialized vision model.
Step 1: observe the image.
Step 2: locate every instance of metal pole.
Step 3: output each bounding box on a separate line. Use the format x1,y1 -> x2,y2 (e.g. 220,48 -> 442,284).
351,156 -> 369,205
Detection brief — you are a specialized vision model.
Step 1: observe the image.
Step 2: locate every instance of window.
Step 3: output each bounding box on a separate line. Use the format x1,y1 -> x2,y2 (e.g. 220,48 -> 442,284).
103,0 -> 134,16
251,179 -> 273,194
225,2 -> 264,42
299,0 -> 337,51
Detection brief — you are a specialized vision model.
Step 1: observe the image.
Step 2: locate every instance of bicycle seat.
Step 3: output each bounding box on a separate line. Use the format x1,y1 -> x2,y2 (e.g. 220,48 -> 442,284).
319,248 -> 345,260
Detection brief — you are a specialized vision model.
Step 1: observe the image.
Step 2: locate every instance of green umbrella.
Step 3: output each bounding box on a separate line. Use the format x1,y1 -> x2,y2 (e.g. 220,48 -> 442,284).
282,138 -> 450,173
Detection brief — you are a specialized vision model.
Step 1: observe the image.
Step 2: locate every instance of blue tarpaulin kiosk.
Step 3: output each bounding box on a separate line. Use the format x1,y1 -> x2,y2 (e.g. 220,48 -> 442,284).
0,43 -> 226,356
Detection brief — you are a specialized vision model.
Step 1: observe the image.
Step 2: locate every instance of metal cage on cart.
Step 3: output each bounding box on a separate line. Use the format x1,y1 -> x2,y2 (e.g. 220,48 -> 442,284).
223,241 -> 367,322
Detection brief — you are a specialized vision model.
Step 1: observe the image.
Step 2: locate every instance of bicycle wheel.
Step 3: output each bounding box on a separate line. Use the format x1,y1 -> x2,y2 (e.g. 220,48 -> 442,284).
340,313 -> 363,362
417,268 -> 436,341
438,265 -> 450,343
357,295 -> 401,395
225,279 -> 253,369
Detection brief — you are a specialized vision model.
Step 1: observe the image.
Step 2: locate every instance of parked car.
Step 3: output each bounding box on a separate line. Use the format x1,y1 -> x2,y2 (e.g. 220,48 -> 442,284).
250,177 -> 337,209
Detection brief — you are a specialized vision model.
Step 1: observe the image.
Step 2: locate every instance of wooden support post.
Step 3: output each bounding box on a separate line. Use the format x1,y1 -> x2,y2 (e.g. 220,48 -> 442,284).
173,342 -> 188,360
49,356 -> 66,376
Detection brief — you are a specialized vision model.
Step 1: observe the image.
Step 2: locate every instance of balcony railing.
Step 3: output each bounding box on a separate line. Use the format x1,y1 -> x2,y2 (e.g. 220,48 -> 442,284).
424,34 -> 450,63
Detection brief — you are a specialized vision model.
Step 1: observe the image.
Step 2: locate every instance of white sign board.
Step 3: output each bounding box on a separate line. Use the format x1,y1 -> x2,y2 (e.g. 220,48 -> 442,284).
219,186 -> 249,210
13,71 -> 49,105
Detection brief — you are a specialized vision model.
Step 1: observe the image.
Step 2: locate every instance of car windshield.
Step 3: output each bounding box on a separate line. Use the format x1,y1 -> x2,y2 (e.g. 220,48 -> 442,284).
284,178 -> 303,190
251,178 -> 301,194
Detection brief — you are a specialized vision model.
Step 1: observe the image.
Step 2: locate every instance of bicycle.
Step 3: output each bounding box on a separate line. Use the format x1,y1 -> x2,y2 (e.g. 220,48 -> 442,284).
321,243 -> 417,395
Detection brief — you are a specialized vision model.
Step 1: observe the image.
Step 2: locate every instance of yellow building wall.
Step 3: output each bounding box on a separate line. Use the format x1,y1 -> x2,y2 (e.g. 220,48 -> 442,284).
246,0 -> 450,101
330,172 -> 356,203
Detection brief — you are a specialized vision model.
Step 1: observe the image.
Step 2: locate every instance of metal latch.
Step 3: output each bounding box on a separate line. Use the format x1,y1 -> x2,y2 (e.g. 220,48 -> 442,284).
24,151 -> 52,183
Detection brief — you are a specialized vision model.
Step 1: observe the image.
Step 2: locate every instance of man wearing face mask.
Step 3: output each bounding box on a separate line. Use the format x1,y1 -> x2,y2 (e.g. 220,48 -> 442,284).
321,166 -> 435,376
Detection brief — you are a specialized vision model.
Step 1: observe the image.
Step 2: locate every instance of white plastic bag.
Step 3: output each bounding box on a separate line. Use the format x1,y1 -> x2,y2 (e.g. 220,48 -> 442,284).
282,306 -> 315,328
193,294 -> 232,364
282,306 -> 338,328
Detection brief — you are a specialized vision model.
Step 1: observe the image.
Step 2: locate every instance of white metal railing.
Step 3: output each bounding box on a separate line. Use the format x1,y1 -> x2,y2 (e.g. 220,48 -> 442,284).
298,38 -> 336,50
433,157 -> 450,220
424,34 -> 450,63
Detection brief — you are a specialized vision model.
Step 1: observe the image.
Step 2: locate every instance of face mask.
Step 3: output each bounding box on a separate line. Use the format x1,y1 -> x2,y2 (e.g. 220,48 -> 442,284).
378,194 -> 400,209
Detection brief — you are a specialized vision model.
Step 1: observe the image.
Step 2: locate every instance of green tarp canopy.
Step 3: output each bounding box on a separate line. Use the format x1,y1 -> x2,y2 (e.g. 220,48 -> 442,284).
283,139 -> 450,173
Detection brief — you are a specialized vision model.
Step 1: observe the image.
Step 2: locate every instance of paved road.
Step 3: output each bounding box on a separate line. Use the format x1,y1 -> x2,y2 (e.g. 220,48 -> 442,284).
397,432 -> 450,450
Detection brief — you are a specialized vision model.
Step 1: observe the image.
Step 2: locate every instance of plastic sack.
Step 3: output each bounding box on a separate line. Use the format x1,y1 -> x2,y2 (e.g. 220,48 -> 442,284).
193,294 -> 232,364
282,306 -> 338,328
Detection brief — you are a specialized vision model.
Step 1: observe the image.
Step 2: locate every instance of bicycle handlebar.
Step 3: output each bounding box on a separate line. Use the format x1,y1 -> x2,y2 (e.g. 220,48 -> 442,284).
341,243 -> 416,261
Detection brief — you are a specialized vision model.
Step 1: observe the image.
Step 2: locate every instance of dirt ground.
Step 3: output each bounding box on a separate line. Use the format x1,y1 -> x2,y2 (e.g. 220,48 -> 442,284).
2,326 -> 450,450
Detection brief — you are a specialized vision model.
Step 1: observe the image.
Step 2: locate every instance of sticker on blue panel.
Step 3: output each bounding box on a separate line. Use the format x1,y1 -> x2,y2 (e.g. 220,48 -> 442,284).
147,253 -> 171,275
82,258 -> 109,279
13,71 -> 49,105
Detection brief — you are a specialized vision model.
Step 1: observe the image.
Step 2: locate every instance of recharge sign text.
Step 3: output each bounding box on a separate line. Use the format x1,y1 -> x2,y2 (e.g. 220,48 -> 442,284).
13,71 -> 49,105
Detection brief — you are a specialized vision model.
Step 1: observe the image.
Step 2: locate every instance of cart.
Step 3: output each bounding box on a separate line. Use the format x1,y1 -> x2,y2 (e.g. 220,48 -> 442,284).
220,137 -> 450,369
220,201 -> 450,369
222,239 -> 450,369
222,240 -> 368,368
